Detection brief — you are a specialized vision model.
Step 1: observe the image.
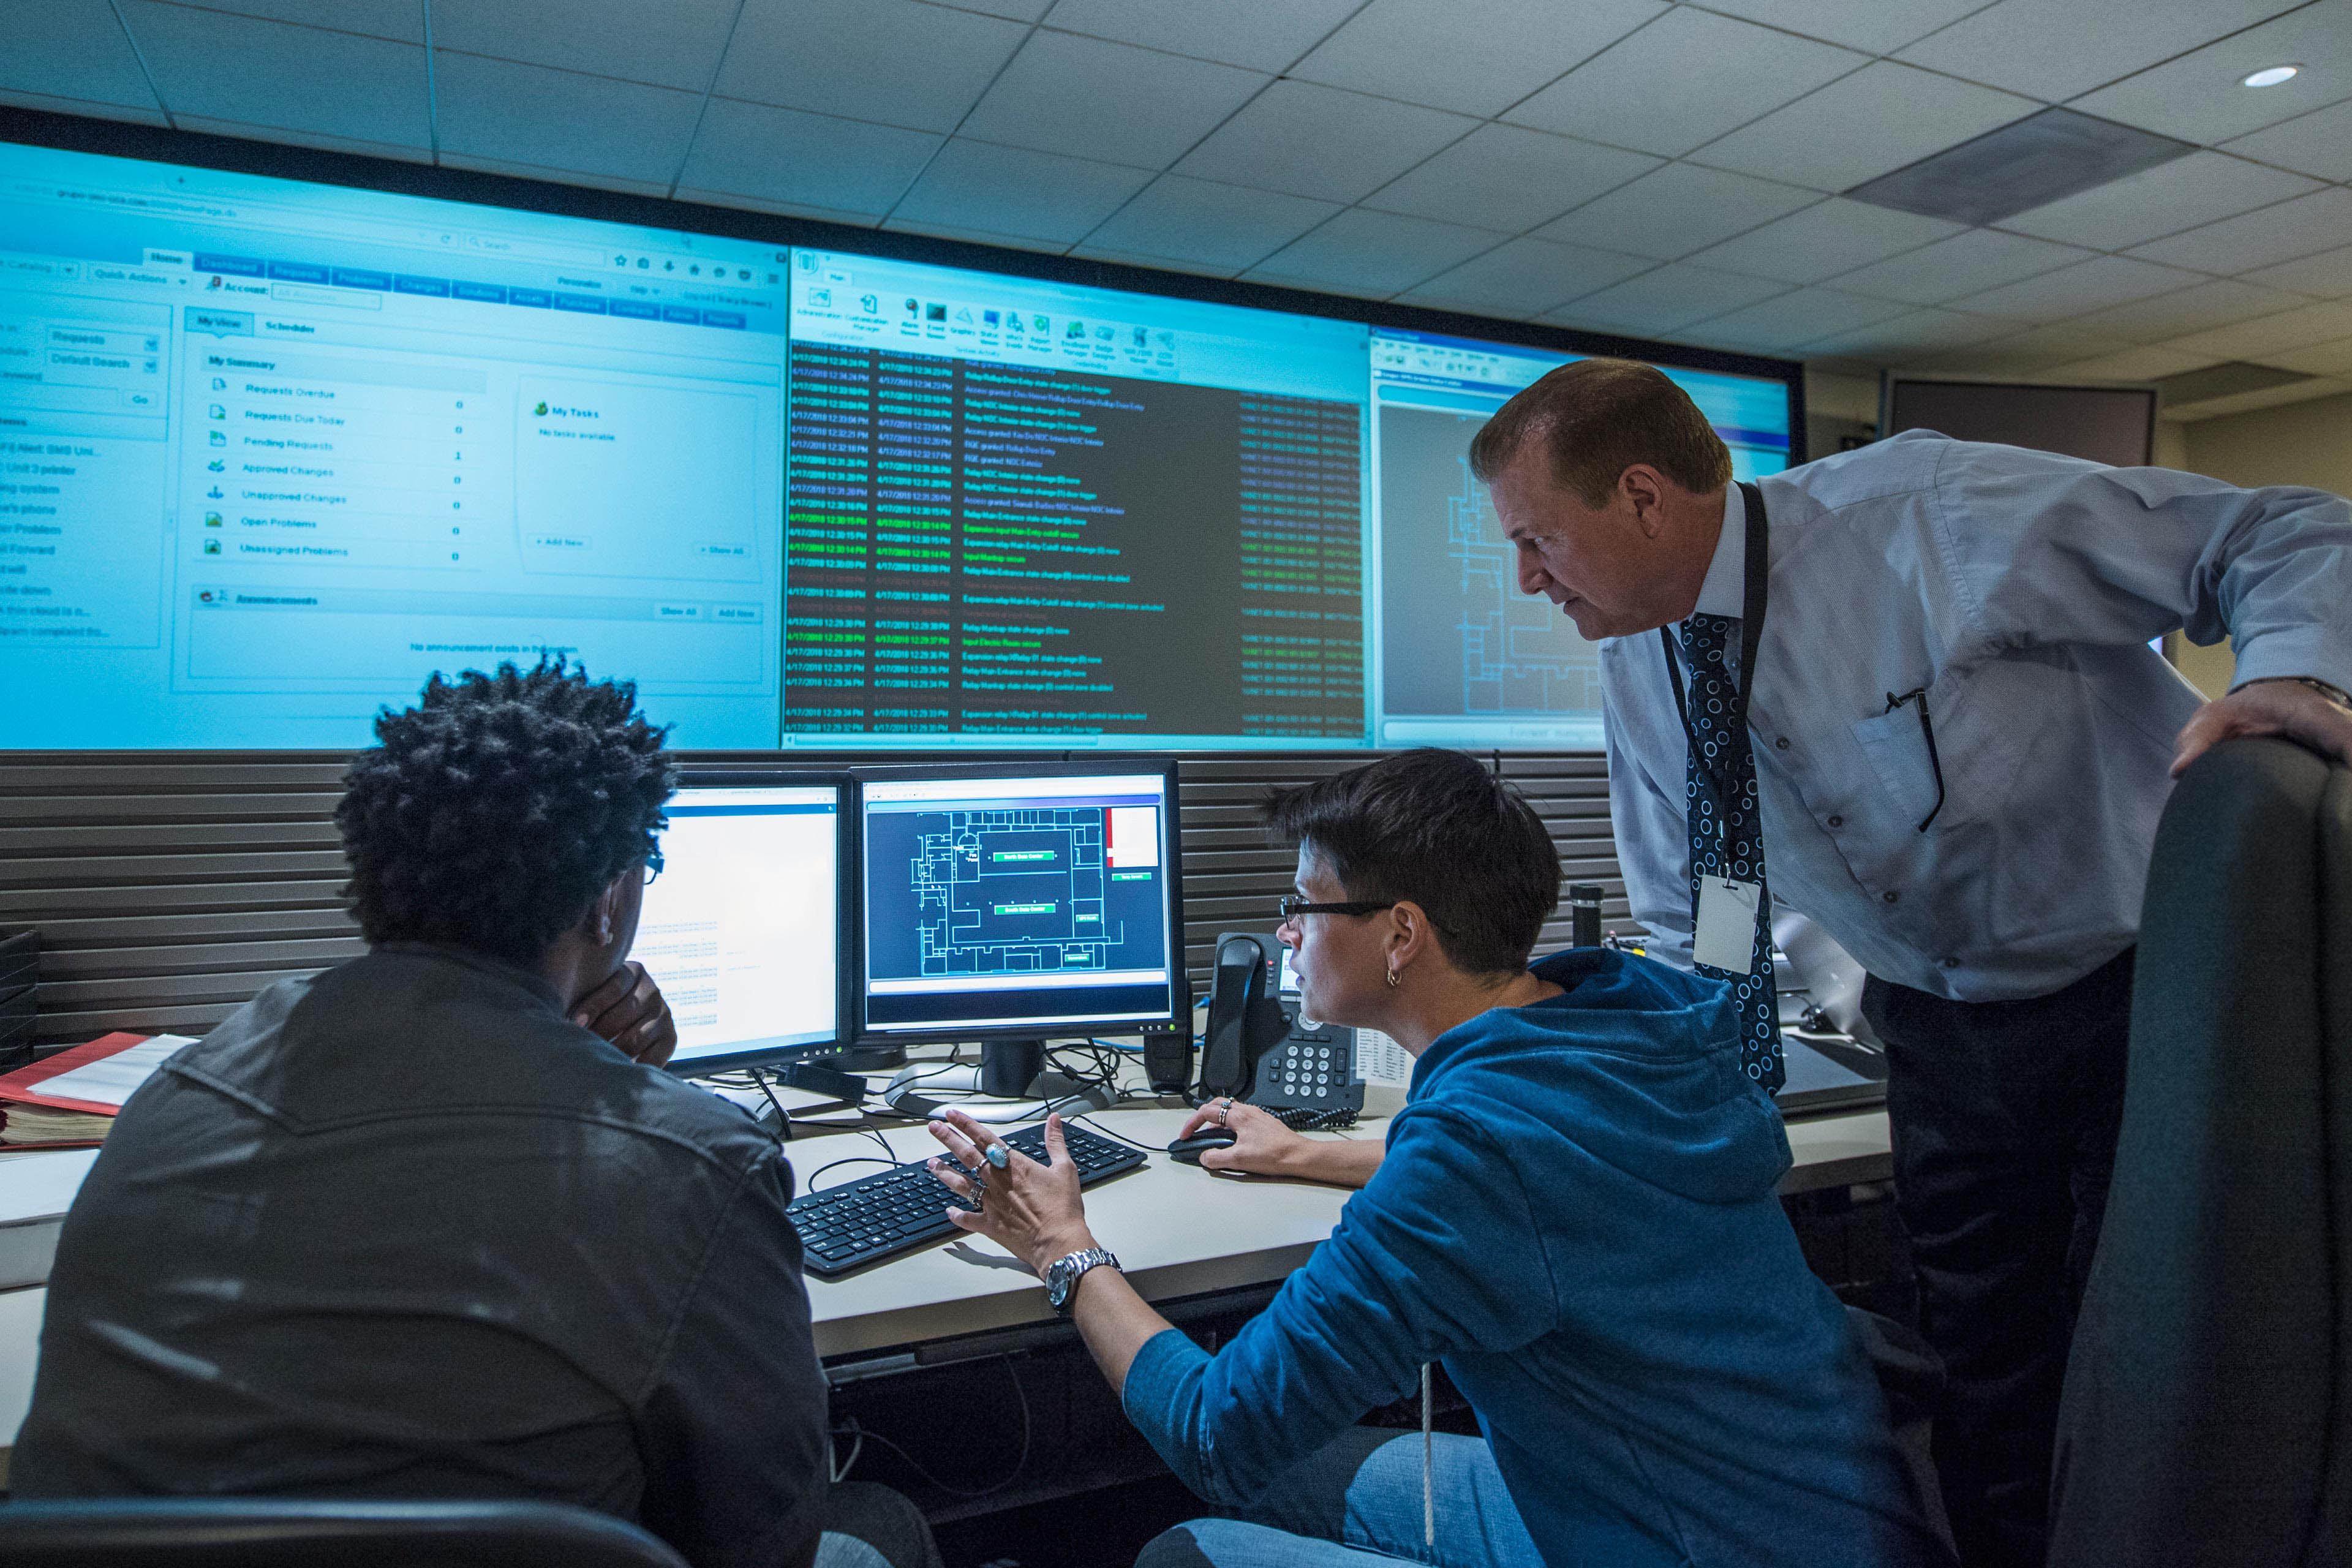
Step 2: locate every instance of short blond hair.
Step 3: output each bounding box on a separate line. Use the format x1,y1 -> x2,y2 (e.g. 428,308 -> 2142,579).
1468,358 -> 1732,507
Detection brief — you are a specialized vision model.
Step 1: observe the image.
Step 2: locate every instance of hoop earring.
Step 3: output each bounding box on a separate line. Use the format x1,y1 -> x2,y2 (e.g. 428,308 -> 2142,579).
1385,967 -> 1401,989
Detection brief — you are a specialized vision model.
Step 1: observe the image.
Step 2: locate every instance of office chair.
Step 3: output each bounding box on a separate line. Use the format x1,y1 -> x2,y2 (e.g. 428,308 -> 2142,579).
0,1496 -> 690,1568
2048,736 -> 2352,1567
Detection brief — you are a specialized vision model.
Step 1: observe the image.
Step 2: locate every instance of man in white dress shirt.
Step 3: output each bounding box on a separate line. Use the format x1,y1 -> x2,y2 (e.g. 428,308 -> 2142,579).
1469,358 -> 2352,1568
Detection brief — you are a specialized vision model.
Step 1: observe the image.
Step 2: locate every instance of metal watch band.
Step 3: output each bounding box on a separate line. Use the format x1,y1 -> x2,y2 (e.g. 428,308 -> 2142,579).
1047,1246 -> 1119,1315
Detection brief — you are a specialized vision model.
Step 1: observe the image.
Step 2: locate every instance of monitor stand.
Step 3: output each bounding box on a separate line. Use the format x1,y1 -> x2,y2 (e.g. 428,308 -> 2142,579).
979,1038 -> 1046,1099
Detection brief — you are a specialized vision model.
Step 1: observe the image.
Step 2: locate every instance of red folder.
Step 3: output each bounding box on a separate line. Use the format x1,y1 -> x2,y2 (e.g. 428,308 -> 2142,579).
0,1031 -> 159,1116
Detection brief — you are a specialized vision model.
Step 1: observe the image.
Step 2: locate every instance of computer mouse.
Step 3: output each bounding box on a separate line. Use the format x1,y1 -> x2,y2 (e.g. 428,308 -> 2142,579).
1167,1129 -> 1238,1166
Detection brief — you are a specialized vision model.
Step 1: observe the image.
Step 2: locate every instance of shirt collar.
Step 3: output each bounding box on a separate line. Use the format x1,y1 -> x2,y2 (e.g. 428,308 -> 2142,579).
1692,484 -> 1745,619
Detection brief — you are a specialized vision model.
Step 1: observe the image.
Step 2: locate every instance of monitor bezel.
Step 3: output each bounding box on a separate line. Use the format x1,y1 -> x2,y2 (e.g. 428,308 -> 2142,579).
849,756 -> 1188,1049
650,766 -> 861,1077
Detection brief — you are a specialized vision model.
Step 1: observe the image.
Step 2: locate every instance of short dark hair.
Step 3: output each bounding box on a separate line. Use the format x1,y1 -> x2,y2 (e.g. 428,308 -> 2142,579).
1263,749 -> 1560,976
1468,357 -> 1732,506
336,661 -> 674,968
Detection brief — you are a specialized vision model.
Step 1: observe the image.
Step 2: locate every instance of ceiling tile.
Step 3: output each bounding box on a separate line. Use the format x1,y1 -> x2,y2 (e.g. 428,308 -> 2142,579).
1362,124 -> 1659,232
2225,98 -> 2352,183
434,151 -> 669,199
1077,174 -> 1341,272
940,0 -> 1054,18
2163,301 -> 2352,359
1691,61 -> 2037,194
1687,199 -> 1961,285
2041,345 -> 2223,382
1997,151 -> 2321,252
1694,287 -> 1913,353
169,114 -> 432,164
1544,263 -> 1790,337
1066,246 -> 1240,281
2243,246 -> 2352,298
1539,164 -> 1819,261
890,138 -> 1155,245
1243,208 -> 1506,297
714,0 -> 1028,134
1830,227 -> 2090,305
2252,336 -> 2352,375
164,0 -> 423,40
1894,0 -> 2299,103
1286,0 -> 1665,118
1397,235 -> 1654,318
1504,9 -> 1866,159
2069,279 -> 2309,342
118,2 -> 428,147
1173,80 -> 1477,203
878,217 -> 1066,255
0,0 -> 159,110
435,54 -> 704,186
0,88 -> 167,125
2068,0 -> 2352,145
1953,255 -> 2206,319
1800,307 -> 2021,361
1683,0 -> 1991,55
671,189 -> 884,228
958,32 -> 1268,170
1040,0 -> 1362,73
2127,187 -> 2352,276
430,0 -> 738,91
677,100 -> 941,220
1912,322 -> 2136,372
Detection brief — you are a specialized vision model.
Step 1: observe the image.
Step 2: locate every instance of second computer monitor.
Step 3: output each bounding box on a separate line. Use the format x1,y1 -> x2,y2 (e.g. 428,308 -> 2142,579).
856,761 -> 1185,1046
633,773 -> 853,1074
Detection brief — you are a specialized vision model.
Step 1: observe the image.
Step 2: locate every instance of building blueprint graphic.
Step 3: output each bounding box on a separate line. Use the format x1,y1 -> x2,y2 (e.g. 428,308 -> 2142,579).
910,807 -> 1115,974
1379,404 -> 1605,718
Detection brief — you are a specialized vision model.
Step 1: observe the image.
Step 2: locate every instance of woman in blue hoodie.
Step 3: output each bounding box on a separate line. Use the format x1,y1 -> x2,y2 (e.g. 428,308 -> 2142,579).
925,748 -> 1947,1568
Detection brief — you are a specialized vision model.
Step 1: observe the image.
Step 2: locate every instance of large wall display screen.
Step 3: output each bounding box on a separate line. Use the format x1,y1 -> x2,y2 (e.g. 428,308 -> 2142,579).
2,140 -> 788,748
1368,329 -> 1793,750
2,132 -> 1800,752
785,249 -> 1369,748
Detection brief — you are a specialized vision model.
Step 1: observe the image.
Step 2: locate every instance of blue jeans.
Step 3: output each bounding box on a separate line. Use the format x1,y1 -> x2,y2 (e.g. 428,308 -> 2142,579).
1136,1428 -> 1545,1568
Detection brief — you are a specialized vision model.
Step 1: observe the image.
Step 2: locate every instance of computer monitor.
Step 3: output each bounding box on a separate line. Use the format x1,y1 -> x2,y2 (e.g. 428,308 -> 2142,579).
631,772 -> 855,1077
854,760 -> 1186,1093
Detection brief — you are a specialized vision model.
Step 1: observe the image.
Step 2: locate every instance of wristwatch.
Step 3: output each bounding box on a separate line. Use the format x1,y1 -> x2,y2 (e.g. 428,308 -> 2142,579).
1044,1246 -> 1120,1316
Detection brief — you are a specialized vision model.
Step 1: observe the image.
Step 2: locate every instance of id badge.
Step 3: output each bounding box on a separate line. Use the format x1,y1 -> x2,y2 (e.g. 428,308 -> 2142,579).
1692,876 -> 1762,973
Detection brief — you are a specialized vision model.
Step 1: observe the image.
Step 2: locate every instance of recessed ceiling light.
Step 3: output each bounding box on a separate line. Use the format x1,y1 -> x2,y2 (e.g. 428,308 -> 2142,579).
2243,64 -> 2300,88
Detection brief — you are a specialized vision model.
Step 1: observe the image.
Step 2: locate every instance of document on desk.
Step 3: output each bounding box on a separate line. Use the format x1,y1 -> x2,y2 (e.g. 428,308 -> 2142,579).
14,1035 -> 192,1111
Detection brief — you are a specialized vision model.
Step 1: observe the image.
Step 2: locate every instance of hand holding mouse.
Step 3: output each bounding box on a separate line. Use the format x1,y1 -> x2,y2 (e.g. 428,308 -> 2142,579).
1174,1097 -> 1310,1175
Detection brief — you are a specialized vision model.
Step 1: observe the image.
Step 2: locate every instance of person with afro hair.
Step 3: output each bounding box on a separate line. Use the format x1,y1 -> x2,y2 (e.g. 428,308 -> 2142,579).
13,661 -> 940,1568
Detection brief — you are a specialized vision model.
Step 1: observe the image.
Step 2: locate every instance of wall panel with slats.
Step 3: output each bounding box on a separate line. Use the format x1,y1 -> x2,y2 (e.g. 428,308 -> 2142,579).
0,750 -> 1627,1050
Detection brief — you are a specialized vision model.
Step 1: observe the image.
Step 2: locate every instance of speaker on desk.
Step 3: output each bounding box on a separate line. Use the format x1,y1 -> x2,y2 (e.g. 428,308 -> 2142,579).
0,929 -> 38,1072
1143,1027 -> 1193,1095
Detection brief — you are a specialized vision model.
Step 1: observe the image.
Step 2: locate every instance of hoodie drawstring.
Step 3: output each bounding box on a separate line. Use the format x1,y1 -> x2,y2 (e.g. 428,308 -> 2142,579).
1421,1362 -> 1435,1551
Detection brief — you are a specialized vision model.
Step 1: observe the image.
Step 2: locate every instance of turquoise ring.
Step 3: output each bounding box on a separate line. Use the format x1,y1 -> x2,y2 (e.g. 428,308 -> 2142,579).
982,1142 -> 1011,1169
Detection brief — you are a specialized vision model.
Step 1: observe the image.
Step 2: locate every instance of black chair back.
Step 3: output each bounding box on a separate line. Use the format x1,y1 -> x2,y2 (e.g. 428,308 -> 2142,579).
2049,736 -> 2352,1566
0,1497 -> 691,1568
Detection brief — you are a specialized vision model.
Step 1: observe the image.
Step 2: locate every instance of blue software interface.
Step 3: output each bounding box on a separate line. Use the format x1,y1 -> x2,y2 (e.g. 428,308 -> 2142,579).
1367,328 -> 1792,750
633,783 -> 840,1066
786,249 -> 1371,750
859,771 -> 1177,1035
1,141 -> 788,747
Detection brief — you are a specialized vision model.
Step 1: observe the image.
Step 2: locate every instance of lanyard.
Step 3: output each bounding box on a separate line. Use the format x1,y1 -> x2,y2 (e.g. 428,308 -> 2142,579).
1659,481 -> 1771,805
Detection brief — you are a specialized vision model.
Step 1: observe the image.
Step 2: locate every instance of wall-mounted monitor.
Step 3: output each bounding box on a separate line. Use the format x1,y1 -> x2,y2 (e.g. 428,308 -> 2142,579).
1883,377 -> 2155,468
2,123 -> 1802,754
785,248 -> 1369,750
1366,328 -> 1794,749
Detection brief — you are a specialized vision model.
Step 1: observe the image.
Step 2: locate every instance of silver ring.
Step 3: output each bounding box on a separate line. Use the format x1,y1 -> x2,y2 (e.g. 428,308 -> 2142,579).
968,1170 -> 987,1206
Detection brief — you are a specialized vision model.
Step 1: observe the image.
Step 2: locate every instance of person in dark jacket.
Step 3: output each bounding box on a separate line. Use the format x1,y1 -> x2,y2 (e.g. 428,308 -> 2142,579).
923,748 -> 1949,1568
13,661 -> 935,1568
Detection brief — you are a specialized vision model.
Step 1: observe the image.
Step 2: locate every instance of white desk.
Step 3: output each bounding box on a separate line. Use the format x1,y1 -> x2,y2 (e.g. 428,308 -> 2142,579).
0,1085 -> 1891,1441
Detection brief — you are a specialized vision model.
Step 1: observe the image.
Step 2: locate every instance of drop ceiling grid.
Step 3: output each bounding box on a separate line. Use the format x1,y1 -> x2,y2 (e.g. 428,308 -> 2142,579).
6,0 -> 2348,374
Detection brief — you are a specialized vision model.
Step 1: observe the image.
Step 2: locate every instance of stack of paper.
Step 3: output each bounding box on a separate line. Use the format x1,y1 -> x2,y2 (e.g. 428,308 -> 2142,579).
0,1033 -> 191,1148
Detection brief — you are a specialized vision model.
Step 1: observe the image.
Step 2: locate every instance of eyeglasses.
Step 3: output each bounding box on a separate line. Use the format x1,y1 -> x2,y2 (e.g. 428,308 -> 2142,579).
641,848 -> 665,886
1278,895 -> 1396,923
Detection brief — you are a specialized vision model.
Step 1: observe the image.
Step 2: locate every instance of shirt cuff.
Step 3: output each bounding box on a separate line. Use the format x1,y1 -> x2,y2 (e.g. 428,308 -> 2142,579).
1120,1328 -> 1217,1497
2228,627 -> 2352,695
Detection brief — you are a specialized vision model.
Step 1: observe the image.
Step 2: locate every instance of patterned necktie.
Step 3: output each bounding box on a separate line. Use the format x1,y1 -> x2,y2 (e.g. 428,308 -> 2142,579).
1678,612 -> 1783,1091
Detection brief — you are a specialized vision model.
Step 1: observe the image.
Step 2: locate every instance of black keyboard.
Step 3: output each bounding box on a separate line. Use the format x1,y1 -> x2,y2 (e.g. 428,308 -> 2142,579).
786,1121 -> 1145,1278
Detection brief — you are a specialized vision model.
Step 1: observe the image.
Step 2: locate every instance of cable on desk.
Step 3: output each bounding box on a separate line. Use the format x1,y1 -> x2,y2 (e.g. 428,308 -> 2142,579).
803,1154 -> 905,1193
829,1353 -> 1031,1498
1063,1110 -> 1172,1156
